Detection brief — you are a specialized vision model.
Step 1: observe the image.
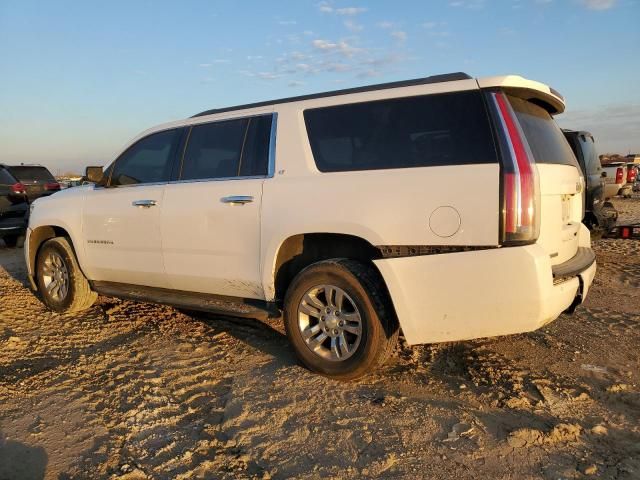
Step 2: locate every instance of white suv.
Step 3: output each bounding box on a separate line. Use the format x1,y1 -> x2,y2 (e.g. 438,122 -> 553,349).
26,73 -> 596,379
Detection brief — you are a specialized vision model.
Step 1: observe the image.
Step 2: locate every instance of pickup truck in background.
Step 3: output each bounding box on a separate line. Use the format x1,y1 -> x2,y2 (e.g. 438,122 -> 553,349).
625,163 -> 638,195
602,163 -> 628,199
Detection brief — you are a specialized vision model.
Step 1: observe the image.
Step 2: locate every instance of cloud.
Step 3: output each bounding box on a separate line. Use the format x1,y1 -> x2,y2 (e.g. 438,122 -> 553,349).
335,7 -> 367,15
256,72 -> 281,80
288,80 -> 305,87
198,60 -> 230,67
448,0 -> 485,8
421,21 -> 437,29
344,19 -> 363,32
391,30 -> 407,42
240,70 -> 281,80
312,39 -> 361,57
317,1 -> 333,13
579,0 -> 616,9
376,21 -> 395,29
278,19 -> 297,25
317,2 -> 367,15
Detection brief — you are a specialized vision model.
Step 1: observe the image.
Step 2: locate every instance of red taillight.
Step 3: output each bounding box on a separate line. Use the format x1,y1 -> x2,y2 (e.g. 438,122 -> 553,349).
45,182 -> 61,191
627,168 -> 636,183
491,91 -> 540,244
616,167 -> 624,184
10,183 -> 25,194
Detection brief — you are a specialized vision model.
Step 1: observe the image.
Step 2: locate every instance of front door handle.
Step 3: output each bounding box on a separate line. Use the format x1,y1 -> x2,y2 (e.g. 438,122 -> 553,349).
132,199 -> 157,208
221,195 -> 254,206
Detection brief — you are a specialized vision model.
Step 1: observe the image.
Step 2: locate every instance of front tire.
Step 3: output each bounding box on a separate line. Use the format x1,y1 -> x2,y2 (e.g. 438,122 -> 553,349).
283,259 -> 399,380
36,237 -> 97,313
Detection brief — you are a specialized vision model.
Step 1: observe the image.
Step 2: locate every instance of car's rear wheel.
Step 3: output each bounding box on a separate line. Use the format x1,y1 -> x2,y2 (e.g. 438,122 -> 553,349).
36,237 -> 97,313
2,235 -> 20,248
283,259 -> 398,380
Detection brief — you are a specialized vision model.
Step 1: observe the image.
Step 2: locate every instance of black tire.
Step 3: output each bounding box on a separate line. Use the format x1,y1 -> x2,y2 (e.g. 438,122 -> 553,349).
2,235 -> 19,248
283,259 -> 399,380
36,237 -> 97,313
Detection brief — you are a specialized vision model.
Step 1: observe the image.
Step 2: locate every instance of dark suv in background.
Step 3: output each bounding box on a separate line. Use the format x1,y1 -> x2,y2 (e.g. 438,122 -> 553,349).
0,166 -> 29,247
563,129 -> 617,234
4,164 -> 60,203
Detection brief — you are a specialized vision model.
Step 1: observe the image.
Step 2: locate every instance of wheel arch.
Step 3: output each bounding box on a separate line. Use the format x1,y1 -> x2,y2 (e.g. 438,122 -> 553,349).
28,225 -> 86,287
270,232 -> 384,304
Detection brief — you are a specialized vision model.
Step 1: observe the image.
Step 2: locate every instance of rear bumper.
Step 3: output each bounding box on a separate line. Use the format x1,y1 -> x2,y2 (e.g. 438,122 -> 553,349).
374,241 -> 596,345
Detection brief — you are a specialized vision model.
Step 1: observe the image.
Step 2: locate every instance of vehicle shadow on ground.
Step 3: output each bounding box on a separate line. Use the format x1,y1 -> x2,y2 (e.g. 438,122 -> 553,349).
0,431 -> 48,480
185,311 -> 299,369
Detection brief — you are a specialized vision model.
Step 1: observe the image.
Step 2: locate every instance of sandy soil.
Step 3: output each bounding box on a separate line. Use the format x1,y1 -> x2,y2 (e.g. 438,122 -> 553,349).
0,197 -> 638,480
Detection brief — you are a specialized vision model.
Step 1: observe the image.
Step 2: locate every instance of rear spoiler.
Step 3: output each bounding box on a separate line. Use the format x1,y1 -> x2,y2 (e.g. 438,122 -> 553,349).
477,75 -> 565,115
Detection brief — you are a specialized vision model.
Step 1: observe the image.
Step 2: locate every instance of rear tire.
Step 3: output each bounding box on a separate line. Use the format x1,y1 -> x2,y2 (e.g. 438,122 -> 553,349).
283,259 -> 399,380
2,235 -> 19,248
36,237 -> 97,313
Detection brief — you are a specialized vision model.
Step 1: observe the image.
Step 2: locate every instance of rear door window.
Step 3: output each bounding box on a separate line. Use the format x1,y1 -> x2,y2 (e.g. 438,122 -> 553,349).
507,95 -> 578,167
179,114 -> 273,180
110,129 -> 179,186
240,115 -> 273,177
180,118 -> 248,180
7,166 -> 55,183
303,90 -> 497,172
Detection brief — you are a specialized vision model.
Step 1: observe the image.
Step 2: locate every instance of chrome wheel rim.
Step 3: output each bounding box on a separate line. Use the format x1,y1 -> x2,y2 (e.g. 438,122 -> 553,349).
42,252 -> 69,302
297,285 -> 362,362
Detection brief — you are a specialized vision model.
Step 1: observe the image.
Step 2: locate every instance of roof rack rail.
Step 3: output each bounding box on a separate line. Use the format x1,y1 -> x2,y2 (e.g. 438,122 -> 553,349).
192,72 -> 472,118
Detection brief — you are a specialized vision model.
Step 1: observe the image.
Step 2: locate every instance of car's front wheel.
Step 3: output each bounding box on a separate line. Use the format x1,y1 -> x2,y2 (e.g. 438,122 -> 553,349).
36,237 -> 97,313
283,259 -> 398,380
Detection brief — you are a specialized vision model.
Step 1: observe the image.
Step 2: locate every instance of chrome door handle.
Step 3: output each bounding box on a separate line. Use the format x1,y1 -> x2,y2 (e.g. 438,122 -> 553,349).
221,195 -> 254,206
132,199 -> 157,208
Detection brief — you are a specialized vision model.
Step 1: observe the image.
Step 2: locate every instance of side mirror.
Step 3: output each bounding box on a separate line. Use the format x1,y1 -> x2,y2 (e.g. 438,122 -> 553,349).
601,171 -> 607,178
85,166 -> 104,184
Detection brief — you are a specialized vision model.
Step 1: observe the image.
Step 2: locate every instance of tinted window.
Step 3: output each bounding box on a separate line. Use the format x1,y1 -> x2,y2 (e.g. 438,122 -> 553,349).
240,115 -> 273,177
508,96 -> 578,167
110,130 -> 178,186
8,166 -> 55,182
304,91 -> 497,172
578,135 -> 600,176
0,169 -> 17,184
181,119 -> 248,180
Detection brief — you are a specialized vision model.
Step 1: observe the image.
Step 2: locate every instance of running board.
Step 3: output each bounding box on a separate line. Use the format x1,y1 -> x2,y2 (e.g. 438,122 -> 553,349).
91,281 -> 281,320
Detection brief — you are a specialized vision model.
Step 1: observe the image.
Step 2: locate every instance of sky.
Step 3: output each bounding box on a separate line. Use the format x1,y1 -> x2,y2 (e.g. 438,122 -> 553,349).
1,0 -> 639,174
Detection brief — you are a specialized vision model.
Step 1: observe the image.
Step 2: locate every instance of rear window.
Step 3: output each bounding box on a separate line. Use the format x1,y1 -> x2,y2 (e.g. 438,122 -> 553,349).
508,96 -> 578,167
8,166 -> 55,182
304,90 -> 497,172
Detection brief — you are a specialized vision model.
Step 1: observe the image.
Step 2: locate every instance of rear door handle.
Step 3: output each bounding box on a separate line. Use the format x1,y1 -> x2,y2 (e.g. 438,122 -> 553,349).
132,199 -> 157,208
221,195 -> 254,206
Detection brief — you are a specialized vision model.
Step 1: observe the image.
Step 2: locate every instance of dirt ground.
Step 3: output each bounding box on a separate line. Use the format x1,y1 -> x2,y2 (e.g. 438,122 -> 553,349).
1,197 -> 638,480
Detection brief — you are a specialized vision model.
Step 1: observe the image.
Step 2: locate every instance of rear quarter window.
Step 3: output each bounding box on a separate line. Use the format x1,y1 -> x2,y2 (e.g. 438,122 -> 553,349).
508,96 -> 578,167
304,90 -> 498,172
